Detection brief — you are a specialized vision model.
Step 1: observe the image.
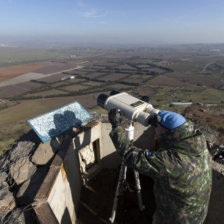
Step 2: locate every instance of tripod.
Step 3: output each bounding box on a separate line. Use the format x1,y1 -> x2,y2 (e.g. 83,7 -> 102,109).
109,121 -> 145,223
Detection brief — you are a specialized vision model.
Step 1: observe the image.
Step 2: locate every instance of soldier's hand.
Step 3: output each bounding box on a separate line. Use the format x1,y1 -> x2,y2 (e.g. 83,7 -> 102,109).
108,109 -> 122,128
148,114 -> 158,127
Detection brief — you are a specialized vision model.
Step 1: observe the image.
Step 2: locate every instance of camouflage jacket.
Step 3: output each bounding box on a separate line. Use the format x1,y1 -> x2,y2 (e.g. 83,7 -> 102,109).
110,121 -> 212,224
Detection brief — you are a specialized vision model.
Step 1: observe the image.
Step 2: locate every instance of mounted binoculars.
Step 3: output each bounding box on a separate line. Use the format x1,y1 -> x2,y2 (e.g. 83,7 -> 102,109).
97,90 -> 159,126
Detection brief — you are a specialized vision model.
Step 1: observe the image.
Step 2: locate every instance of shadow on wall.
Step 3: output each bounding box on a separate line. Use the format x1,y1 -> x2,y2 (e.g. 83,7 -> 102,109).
61,207 -> 72,224
59,118 -> 93,222
101,151 -> 121,169
72,123 -> 92,205
17,129 -> 41,146
49,111 -> 82,139
73,125 -> 91,150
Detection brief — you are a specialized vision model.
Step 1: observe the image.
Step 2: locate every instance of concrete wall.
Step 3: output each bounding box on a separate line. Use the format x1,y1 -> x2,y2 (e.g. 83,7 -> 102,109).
100,122 -> 120,168
34,120 -> 119,224
47,169 -> 76,224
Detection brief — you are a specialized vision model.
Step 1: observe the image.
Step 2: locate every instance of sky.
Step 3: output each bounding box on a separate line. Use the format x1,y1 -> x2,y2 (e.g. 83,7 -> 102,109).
0,0 -> 224,45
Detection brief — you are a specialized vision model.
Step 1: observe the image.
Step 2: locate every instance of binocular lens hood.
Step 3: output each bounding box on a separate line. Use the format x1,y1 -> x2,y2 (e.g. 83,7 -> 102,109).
97,94 -> 109,108
97,90 -> 121,108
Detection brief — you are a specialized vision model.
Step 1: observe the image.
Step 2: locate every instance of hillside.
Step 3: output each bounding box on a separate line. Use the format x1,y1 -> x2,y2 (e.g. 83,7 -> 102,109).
183,104 -> 224,145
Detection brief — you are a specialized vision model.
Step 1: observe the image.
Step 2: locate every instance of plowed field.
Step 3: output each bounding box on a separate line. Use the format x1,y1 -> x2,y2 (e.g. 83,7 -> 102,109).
0,62 -> 50,82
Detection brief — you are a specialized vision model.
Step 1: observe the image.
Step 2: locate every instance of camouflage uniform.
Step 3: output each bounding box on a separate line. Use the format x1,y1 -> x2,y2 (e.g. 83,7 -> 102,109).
110,121 -> 212,224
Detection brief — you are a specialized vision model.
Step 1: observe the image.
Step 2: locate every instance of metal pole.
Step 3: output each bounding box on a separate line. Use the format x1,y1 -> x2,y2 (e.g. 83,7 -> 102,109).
125,121 -> 145,211
109,158 -> 127,223
109,121 -> 145,223
133,170 -> 145,211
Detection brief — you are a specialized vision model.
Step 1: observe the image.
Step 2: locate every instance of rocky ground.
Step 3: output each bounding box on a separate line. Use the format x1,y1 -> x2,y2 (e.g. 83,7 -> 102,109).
183,104 -> 224,165
183,104 -> 224,144
0,130 -> 63,224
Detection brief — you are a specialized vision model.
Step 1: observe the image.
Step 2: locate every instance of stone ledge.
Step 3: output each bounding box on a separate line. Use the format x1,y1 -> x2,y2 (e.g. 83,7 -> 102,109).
34,120 -> 98,204
34,166 -> 61,202
72,120 -> 99,137
34,202 -> 58,224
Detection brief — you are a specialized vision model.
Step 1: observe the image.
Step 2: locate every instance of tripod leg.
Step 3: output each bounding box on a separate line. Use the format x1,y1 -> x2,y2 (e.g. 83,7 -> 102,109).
109,160 -> 127,223
133,170 -> 145,211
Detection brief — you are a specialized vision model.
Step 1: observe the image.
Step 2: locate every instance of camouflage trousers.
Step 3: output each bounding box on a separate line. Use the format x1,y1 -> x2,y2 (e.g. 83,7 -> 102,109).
152,210 -> 207,224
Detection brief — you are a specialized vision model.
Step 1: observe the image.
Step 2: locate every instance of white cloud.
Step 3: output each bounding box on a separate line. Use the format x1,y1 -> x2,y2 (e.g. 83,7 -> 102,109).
83,9 -> 108,18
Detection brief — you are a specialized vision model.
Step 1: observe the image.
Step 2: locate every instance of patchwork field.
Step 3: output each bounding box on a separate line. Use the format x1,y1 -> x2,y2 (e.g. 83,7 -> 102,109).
149,74 -> 192,87
59,84 -> 89,92
25,89 -> 67,97
100,73 -> 129,81
82,72 -> 103,78
0,44 -> 224,152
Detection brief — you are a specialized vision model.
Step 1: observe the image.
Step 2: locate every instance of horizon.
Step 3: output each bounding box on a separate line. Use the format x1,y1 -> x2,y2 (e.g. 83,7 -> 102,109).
0,35 -> 224,48
0,0 -> 224,46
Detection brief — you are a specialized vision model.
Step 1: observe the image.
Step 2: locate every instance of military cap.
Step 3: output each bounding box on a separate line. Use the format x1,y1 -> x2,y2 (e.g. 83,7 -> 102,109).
158,110 -> 187,130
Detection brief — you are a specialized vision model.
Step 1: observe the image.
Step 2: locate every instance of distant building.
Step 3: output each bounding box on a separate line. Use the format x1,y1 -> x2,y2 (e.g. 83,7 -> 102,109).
170,102 -> 192,106
61,76 -> 75,81
61,77 -> 69,81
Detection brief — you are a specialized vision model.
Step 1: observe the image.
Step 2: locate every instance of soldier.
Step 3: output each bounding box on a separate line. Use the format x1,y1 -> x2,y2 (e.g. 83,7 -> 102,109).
108,109 -> 212,224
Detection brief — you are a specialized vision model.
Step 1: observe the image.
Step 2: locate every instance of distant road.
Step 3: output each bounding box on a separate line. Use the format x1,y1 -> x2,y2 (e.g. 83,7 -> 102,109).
47,61 -> 88,76
159,102 -> 218,107
0,72 -> 47,87
201,62 -> 213,73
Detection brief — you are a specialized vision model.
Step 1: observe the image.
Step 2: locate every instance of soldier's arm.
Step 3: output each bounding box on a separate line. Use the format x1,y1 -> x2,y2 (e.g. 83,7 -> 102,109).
110,126 -> 165,179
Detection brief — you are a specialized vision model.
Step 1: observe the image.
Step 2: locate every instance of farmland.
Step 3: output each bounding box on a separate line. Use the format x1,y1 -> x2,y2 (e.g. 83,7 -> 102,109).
0,44 -> 224,153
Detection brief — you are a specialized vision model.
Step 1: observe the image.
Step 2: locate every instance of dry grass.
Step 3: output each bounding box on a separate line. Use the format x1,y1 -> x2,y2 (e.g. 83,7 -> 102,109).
129,74 -> 152,79
167,72 -> 219,88
104,83 -> 132,89
135,87 -> 157,97
100,73 -> 128,81
84,72 -> 105,78
183,104 -> 224,144
25,89 -> 67,97
0,81 -> 43,98
149,74 -> 192,87
60,84 -> 88,91
82,81 -> 103,86
0,62 -> 50,82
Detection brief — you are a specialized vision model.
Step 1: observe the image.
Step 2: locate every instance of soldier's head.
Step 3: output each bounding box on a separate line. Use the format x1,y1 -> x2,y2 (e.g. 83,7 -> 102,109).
149,110 -> 187,137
